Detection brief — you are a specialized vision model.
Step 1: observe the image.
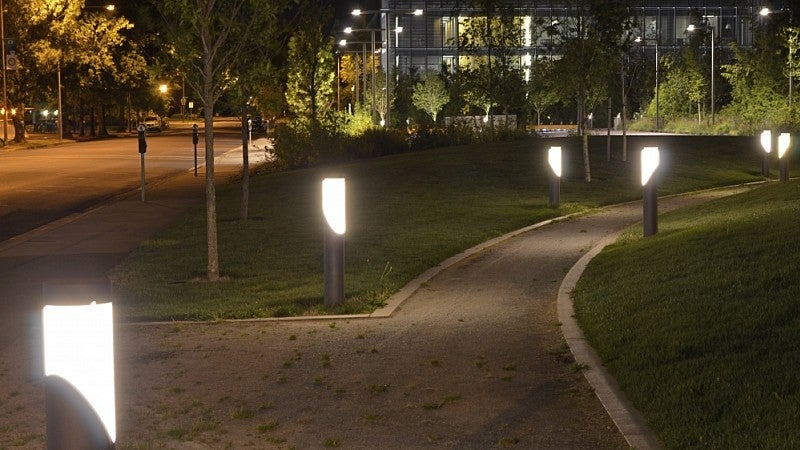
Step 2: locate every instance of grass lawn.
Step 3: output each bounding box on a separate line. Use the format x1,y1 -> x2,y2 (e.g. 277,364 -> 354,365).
110,134 -> 764,321
572,180 -> 800,448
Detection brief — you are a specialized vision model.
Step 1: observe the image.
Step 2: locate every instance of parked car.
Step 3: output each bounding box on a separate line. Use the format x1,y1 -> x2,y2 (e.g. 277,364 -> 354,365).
143,116 -> 161,131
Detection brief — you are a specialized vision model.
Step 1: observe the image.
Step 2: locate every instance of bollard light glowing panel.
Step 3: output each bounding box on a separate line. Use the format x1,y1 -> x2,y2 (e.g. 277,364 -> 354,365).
641,147 -> 660,186
761,130 -> 772,154
322,178 -> 346,235
42,301 -> 116,442
548,146 -> 562,177
778,133 -> 791,158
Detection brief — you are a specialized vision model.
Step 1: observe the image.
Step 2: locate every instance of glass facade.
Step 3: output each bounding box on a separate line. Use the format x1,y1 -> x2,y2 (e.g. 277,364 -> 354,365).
377,0 -> 789,74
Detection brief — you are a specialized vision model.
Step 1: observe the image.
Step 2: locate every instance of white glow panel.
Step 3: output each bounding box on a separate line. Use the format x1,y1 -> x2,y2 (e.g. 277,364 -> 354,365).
322,178 -> 346,235
641,147 -> 660,186
548,146 -> 562,177
778,133 -> 791,158
42,302 -> 115,442
761,130 -> 772,153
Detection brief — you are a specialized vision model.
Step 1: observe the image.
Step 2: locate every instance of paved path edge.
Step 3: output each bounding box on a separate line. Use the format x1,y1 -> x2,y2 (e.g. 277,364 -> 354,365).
557,231 -> 663,450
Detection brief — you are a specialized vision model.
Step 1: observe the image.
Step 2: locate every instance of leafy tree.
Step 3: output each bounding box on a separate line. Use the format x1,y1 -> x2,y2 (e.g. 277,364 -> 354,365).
158,0 -> 286,281
412,71 -> 449,124
4,0 -> 138,142
646,49 -> 706,123
526,59 -> 560,125
285,4 -> 336,133
456,0 -> 525,125
549,0 -> 632,181
721,42 -> 791,132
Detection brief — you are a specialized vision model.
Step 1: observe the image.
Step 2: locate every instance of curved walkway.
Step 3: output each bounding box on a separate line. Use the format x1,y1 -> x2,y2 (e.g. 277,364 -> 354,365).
0,153 -> 751,447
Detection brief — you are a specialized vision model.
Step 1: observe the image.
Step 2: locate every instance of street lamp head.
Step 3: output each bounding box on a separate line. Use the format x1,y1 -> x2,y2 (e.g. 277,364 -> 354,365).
634,36 -> 642,43
396,26 -> 403,33
760,7 -> 771,16
105,4 -> 115,11
339,39 -> 347,46
159,84 -> 167,94
352,9 -> 361,16
344,27 -> 353,33
686,24 -> 697,32
413,9 -> 423,16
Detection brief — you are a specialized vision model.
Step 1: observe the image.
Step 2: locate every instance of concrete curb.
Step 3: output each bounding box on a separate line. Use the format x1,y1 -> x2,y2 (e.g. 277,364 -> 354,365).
557,232 -> 663,450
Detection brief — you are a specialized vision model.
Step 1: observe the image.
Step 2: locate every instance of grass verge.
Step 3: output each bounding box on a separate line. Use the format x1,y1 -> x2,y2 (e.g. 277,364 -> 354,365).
110,134 -> 763,321
572,180 -> 800,448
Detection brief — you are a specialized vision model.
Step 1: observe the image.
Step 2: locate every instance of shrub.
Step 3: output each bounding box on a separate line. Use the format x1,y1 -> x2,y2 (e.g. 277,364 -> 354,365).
351,128 -> 408,158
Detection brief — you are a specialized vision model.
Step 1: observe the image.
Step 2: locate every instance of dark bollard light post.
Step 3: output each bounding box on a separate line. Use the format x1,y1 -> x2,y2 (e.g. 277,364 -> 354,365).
778,132 -> 791,182
137,124 -> 147,201
641,147 -> 660,237
761,129 -> 772,178
323,178 -> 346,307
192,123 -> 199,177
548,146 -> 561,208
42,301 -> 116,449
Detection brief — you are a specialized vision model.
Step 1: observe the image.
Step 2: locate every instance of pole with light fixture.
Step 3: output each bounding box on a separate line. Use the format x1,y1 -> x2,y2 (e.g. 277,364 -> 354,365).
778,132 -> 791,181
641,147 -> 660,237
760,7 -> 794,112
322,178 -> 346,307
352,7 -> 422,127
686,23 -> 715,124
760,130 -> 772,177
548,146 -> 562,208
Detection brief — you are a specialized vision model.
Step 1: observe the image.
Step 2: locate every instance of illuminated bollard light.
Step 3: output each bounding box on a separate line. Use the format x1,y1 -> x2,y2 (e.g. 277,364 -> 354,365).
322,178 -> 346,307
641,147 -> 660,237
548,146 -> 562,209
42,301 -> 115,449
761,130 -> 772,178
778,133 -> 791,182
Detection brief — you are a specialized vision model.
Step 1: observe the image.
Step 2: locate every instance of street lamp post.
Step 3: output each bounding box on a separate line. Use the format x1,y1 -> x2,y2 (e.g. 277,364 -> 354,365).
635,36 -> 660,130
352,7 -> 422,127
687,23 -> 715,124
344,27 -> 380,123
760,8 -> 795,113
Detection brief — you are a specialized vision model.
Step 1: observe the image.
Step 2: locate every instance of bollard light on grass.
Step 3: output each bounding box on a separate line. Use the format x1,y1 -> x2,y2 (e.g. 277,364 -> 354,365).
322,178 -> 346,307
42,301 -> 115,449
641,147 -> 660,237
778,132 -> 791,182
761,130 -> 772,178
547,146 -> 562,208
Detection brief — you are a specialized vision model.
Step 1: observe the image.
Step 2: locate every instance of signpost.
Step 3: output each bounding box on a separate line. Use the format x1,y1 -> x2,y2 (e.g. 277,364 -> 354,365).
137,124 -> 147,201
192,124 -> 199,176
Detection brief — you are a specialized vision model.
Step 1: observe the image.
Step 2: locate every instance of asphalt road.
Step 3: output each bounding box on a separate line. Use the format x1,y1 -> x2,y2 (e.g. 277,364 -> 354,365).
0,125 -> 243,242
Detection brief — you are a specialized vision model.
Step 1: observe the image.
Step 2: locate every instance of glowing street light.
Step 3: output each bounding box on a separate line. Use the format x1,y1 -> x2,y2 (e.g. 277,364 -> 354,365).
641,147 -> 660,237
159,84 -> 168,94
686,22 -> 715,124
761,130 -> 772,177
548,146 -> 562,208
778,132 -> 791,181
322,178 -> 346,307
43,301 -> 115,447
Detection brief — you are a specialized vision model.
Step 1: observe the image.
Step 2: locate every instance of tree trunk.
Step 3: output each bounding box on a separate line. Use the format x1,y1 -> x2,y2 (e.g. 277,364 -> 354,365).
606,97 -> 611,162
203,63 -> 219,282
12,110 -> 25,143
621,65 -> 628,162
241,102 -> 249,222
579,82 -> 591,182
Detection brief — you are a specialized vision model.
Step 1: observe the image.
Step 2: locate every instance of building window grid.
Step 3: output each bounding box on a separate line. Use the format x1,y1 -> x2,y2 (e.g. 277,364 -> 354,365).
387,0 -> 758,75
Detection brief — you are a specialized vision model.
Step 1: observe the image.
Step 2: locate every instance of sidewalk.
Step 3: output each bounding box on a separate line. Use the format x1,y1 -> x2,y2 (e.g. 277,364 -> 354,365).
0,135 -> 749,448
